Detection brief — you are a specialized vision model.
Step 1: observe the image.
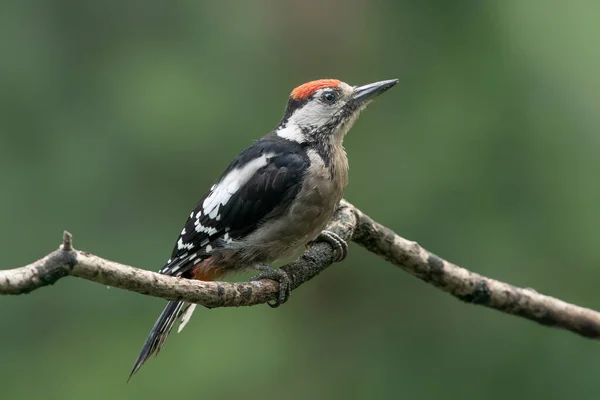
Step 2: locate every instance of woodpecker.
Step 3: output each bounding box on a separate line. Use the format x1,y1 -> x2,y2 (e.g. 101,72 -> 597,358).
129,78 -> 398,379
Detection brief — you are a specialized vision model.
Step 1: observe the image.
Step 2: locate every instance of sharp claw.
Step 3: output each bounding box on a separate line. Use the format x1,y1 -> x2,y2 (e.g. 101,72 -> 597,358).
315,230 -> 348,262
250,265 -> 291,307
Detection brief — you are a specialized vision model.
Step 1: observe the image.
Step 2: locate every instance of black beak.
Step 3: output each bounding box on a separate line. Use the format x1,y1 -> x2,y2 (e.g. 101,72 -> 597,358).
351,79 -> 398,105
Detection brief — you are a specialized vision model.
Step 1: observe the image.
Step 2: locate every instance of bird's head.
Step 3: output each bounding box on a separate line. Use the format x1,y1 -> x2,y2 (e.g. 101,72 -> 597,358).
276,78 -> 398,144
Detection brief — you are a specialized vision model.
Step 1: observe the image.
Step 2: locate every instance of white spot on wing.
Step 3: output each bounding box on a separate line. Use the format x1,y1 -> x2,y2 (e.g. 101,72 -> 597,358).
205,245 -> 212,252
177,238 -> 195,251
181,228 -> 186,235
202,153 -> 274,220
195,223 -> 218,236
222,232 -> 233,244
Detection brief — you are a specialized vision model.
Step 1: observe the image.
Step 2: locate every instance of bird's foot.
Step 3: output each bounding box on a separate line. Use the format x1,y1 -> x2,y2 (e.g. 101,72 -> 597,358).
250,265 -> 292,308
311,230 -> 348,262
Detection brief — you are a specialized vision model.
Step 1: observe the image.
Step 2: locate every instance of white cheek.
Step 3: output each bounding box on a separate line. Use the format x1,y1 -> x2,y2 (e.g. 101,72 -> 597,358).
293,102 -> 331,126
288,101 -> 343,128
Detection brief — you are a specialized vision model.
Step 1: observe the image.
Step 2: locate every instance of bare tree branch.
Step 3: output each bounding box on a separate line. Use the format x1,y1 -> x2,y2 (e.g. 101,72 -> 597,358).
0,203 -> 357,307
1,200 -> 599,340
350,207 -> 600,339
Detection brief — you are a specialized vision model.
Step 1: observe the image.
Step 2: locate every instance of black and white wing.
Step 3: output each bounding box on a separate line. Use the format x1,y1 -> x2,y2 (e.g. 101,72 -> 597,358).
158,137 -> 309,277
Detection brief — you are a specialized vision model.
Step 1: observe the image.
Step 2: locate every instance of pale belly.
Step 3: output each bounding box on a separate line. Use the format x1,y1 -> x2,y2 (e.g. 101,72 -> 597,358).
231,173 -> 345,265
223,146 -> 349,268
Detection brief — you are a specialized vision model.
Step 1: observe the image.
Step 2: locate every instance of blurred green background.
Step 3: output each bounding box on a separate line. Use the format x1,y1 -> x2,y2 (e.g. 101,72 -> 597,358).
2,1 -> 600,399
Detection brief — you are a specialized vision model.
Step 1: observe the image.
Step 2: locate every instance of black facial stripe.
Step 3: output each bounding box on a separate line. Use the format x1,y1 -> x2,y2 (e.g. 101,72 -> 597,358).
280,95 -> 311,126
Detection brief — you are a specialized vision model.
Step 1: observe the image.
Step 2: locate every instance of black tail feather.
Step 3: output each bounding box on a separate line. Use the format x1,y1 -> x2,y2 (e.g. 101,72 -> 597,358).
128,301 -> 186,381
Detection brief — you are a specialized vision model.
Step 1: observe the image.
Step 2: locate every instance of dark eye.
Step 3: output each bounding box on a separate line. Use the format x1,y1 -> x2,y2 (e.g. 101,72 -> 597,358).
322,91 -> 337,104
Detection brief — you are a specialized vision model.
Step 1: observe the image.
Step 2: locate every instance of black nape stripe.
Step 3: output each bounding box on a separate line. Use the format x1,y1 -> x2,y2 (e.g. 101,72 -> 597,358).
280,96 -> 310,126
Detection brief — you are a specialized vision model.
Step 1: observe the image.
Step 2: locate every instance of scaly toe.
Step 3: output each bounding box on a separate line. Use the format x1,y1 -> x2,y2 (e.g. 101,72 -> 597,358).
250,265 -> 292,308
316,230 -> 348,262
